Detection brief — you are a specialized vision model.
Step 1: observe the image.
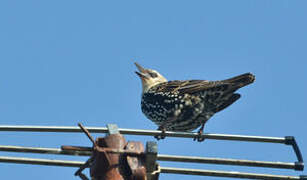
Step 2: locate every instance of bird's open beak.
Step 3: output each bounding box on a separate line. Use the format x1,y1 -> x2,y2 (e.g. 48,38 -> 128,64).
135,62 -> 150,79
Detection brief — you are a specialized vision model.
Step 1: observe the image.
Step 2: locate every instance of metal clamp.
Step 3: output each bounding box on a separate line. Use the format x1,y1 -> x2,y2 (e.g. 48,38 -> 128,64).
146,141 -> 159,180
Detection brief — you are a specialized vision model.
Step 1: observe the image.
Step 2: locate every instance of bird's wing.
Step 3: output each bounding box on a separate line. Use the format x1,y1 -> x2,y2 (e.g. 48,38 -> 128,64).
155,80 -> 229,94
154,73 -> 255,95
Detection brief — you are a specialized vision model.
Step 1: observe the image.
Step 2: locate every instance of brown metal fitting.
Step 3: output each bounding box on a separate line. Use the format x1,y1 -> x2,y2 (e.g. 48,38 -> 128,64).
90,135 -> 127,180
66,123 -> 157,180
125,142 -> 146,180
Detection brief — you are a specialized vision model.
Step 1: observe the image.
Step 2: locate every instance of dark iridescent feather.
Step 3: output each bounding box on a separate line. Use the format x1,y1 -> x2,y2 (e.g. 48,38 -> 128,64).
154,73 -> 254,95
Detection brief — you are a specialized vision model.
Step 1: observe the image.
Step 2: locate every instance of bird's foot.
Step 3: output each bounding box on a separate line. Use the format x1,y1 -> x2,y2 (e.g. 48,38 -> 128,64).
154,126 -> 166,140
193,129 -> 205,142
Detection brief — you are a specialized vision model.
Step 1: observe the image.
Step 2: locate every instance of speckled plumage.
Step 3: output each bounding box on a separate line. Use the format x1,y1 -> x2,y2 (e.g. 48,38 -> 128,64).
135,63 -> 255,141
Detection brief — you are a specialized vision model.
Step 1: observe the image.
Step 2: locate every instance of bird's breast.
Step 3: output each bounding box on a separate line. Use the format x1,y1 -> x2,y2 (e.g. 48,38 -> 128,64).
141,90 -> 205,124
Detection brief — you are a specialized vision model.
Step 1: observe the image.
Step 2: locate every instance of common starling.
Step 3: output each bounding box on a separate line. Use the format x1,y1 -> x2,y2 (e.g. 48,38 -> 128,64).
135,62 -> 255,141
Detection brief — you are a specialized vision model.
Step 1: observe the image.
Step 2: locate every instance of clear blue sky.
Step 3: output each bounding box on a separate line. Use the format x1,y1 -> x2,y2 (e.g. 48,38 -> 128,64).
0,1 -> 306,179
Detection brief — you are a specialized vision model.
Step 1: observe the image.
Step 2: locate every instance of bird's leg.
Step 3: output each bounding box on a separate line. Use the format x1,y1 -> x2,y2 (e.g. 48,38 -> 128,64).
154,125 -> 166,140
154,117 -> 176,140
193,123 -> 205,142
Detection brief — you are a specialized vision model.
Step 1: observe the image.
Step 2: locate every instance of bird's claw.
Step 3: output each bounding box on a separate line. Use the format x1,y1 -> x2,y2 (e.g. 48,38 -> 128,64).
154,134 -> 165,140
154,126 -> 166,140
193,129 -> 205,142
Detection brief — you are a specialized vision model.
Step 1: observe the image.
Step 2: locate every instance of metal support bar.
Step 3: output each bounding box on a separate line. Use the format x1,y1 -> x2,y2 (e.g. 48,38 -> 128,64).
157,154 -> 297,170
160,167 -> 307,180
0,156 -> 305,180
0,156 -> 83,167
0,145 -> 90,156
0,145 -> 143,156
0,125 -> 286,143
0,145 -> 302,171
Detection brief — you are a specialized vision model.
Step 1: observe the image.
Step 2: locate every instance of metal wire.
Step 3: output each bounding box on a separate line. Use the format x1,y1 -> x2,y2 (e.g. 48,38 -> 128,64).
0,125 -> 286,143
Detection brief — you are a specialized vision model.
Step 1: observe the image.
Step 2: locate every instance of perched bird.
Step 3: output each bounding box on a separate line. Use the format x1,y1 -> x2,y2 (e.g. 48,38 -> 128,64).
135,62 -> 255,141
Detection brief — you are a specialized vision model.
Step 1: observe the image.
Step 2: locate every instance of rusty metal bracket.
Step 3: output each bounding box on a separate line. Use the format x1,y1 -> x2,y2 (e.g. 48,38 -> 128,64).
73,123 -> 113,180
62,123 -> 158,180
125,141 -> 146,180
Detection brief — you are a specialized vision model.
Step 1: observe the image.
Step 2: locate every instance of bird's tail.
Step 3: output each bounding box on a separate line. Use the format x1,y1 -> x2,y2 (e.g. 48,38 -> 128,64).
223,73 -> 255,88
212,73 -> 255,113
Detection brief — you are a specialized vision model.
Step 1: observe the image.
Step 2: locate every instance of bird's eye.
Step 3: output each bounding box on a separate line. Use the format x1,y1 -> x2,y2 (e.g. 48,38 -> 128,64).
148,72 -> 158,78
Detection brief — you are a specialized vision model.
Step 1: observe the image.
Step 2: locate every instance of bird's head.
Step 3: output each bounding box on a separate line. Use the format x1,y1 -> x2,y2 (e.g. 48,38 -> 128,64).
135,62 -> 167,93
